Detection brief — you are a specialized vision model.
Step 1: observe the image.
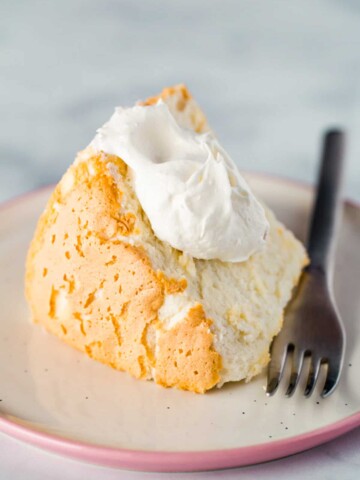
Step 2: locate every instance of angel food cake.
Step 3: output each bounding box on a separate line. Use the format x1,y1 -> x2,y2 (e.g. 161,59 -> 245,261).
25,85 -> 308,393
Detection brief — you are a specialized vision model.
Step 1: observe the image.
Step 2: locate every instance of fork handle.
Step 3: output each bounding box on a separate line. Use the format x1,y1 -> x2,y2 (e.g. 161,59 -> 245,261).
307,130 -> 345,275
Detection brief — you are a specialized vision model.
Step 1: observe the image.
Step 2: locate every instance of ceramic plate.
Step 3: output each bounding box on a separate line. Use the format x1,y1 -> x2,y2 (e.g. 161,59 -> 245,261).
0,174 -> 359,472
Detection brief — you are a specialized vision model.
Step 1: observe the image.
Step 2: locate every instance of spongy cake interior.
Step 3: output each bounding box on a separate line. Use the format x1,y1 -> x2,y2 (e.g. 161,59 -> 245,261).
94,150 -> 307,385
25,85 -> 308,392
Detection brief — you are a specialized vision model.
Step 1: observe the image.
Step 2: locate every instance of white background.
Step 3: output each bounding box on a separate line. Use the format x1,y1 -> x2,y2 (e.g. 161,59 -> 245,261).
1,1 -> 360,478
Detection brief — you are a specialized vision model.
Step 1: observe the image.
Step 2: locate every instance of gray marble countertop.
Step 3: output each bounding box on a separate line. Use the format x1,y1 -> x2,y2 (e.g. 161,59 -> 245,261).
1,0 -> 359,478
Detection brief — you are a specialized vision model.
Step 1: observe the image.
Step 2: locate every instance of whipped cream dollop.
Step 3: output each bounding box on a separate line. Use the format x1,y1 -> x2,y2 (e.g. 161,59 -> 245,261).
91,102 -> 269,262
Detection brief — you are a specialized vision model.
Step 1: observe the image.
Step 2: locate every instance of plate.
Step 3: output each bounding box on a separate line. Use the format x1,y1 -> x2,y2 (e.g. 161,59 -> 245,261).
0,174 -> 359,472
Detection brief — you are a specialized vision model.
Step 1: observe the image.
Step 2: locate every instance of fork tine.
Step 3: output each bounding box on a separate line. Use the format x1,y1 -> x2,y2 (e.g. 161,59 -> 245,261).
266,340 -> 289,396
285,348 -> 305,397
321,357 -> 342,398
304,356 -> 322,397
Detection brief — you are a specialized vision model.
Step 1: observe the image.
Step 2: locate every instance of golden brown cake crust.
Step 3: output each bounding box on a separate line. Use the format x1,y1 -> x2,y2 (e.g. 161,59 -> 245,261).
140,84 -> 209,133
155,304 -> 221,393
141,84 -> 191,107
25,85 -> 308,393
25,151 -> 222,392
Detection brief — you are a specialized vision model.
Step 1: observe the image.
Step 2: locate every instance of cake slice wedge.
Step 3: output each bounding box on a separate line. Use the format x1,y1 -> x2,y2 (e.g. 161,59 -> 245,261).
25,85 -> 308,393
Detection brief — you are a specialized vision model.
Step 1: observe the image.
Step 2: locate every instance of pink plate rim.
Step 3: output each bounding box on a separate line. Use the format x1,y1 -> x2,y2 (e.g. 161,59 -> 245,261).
0,175 -> 359,472
0,411 -> 359,472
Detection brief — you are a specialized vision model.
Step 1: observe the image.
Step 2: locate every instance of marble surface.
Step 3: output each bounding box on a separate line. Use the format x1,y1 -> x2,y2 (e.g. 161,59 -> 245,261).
1,0 -> 360,478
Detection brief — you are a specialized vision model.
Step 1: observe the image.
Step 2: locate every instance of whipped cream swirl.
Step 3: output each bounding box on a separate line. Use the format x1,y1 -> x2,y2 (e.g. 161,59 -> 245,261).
91,102 -> 269,262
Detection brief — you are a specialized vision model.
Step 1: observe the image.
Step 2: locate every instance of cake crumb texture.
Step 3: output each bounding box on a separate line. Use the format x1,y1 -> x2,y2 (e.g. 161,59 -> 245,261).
26,150 -> 221,392
25,85 -> 308,393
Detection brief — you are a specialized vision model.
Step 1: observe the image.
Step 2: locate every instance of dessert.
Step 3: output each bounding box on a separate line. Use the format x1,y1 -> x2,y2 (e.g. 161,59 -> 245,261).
25,85 -> 308,393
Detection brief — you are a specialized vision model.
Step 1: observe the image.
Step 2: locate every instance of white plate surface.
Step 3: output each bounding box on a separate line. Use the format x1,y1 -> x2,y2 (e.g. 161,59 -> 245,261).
0,174 -> 359,471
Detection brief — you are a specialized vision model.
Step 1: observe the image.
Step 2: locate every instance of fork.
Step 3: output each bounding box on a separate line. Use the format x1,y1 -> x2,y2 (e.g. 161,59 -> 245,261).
266,130 -> 346,398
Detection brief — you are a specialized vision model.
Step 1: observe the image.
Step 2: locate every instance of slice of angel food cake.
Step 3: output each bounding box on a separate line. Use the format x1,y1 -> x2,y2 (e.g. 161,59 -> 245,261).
25,85 -> 308,393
